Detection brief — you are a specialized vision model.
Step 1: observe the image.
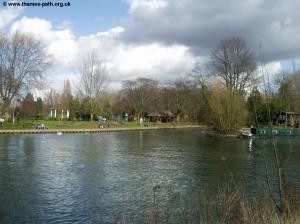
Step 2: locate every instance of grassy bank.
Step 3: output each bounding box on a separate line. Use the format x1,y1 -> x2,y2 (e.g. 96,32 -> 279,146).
0,119 -> 201,130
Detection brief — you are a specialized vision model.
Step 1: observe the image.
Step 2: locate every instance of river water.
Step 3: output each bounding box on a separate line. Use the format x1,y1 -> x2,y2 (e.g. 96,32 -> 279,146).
0,128 -> 300,223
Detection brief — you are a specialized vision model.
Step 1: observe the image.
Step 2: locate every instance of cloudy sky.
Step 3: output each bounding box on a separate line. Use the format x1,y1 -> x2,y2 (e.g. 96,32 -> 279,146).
1,0 -> 299,91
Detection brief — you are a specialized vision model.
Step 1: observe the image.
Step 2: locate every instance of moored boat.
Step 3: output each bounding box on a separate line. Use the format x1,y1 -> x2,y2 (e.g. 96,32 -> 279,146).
240,127 -> 300,139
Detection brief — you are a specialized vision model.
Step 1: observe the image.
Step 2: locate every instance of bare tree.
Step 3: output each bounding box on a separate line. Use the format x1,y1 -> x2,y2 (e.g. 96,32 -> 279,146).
44,89 -> 59,109
120,78 -> 158,119
61,79 -> 73,111
168,78 -> 198,123
285,71 -> 300,112
210,36 -> 256,92
77,52 -> 107,121
0,31 -> 49,117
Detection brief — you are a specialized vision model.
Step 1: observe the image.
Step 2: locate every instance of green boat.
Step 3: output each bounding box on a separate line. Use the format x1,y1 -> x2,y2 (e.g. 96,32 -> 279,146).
240,127 -> 300,138
240,111 -> 300,138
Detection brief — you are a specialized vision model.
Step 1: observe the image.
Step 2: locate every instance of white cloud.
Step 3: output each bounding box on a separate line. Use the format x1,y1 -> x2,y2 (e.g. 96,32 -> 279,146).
48,29 -> 79,66
11,17 -> 79,66
0,7 -> 21,29
78,30 -> 198,84
257,61 -> 282,77
111,43 -> 197,80
256,61 -> 282,88
8,16 -> 198,91
265,62 -> 282,75
11,17 -> 54,42
128,0 -> 169,13
88,26 -> 125,38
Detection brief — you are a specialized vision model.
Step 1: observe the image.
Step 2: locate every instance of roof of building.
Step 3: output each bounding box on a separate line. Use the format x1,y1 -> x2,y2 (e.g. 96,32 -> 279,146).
147,111 -> 175,117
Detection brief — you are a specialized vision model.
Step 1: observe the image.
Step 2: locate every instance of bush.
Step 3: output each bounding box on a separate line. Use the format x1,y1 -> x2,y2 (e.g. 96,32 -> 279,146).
204,84 -> 248,134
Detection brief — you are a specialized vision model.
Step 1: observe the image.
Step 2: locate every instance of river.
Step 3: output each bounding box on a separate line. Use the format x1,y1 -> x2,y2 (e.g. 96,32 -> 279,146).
0,128 -> 300,223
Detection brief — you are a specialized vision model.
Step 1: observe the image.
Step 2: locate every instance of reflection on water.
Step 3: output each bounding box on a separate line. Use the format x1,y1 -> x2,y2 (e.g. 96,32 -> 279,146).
0,129 -> 300,223
248,139 -> 253,152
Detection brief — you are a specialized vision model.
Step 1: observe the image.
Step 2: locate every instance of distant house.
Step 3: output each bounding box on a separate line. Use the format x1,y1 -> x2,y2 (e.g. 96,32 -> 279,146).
276,112 -> 300,127
49,109 -> 70,119
146,111 -> 175,123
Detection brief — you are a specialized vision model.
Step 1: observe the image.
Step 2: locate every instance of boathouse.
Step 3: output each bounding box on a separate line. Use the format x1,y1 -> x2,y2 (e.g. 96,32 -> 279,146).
146,111 -> 175,123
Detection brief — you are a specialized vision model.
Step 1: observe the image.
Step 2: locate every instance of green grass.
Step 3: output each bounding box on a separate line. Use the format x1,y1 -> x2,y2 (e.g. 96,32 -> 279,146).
1,119 -> 98,129
0,119 -> 198,130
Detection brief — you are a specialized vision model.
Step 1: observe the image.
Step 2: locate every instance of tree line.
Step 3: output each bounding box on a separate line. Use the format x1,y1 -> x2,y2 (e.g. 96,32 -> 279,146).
1,31 -> 299,133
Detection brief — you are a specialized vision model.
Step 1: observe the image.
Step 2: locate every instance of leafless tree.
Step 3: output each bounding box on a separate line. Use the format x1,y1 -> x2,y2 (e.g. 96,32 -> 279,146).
44,89 -> 59,109
286,71 -> 300,112
77,52 -> 107,121
210,36 -> 257,92
168,78 -> 199,123
120,78 -> 158,119
0,31 -> 49,117
61,79 -> 72,111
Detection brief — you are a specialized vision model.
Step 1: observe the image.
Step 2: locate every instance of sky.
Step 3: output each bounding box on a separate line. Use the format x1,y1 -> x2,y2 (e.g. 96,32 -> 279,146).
1,0 -> 300,92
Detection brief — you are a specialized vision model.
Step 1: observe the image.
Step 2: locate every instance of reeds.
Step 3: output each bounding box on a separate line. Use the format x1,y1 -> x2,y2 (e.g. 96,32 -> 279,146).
113,182 -> 300,224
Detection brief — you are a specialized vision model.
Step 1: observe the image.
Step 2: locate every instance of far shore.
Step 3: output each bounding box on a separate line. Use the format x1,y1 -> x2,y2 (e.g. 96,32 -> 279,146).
0,124 -> 206,135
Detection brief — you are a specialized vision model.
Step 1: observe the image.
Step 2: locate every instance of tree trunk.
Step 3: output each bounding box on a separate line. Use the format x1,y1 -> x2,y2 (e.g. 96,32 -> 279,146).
90,113 -> 93,122
0,99 -> 11,119
176,114 -> 180,123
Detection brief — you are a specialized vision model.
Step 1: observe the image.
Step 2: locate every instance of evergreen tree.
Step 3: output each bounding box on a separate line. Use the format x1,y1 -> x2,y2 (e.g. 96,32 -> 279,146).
21,93 -> 36,119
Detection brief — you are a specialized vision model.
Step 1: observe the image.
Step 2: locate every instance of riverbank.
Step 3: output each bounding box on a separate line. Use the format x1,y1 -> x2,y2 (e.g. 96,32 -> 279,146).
0,124 -> 205,134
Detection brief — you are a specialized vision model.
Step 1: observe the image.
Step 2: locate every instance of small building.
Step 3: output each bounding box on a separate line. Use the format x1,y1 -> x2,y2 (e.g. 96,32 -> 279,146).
49,109 -> 70,119
146,111 -> 176,123
147,112 -> 161,122
276,112 -> 300,127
